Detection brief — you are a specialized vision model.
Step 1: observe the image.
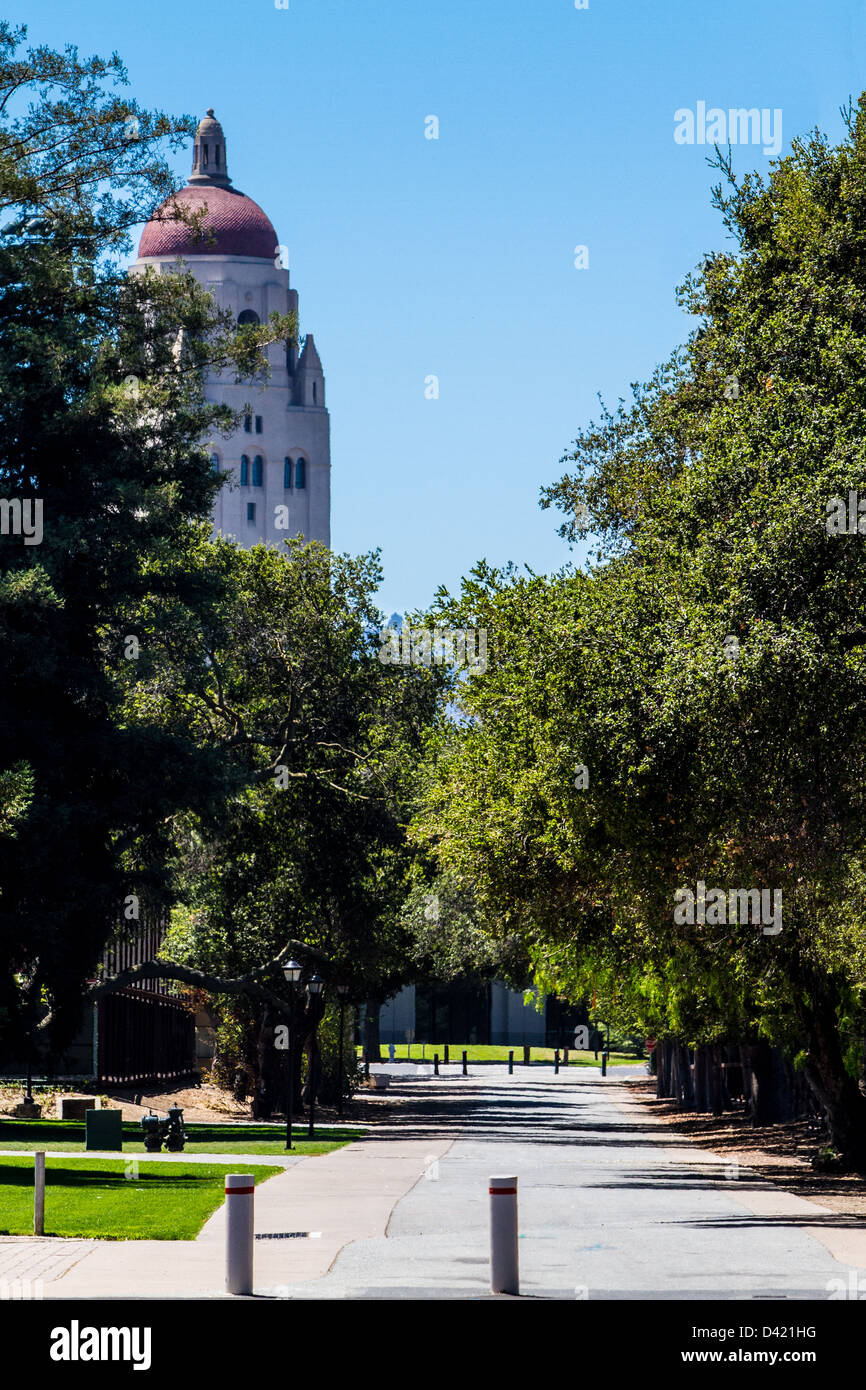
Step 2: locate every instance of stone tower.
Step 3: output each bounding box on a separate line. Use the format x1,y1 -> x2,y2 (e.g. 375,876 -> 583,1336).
134,110 -> 330,549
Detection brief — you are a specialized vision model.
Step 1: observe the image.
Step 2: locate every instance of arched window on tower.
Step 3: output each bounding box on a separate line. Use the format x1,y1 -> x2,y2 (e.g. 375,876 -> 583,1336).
210,452 -> 220,474
284,458 -> 293,489
312,382 -> 318,404
237,310 -> 260,327
240,455 -> 250,486
252,456 -> 263,487
295,457 -> 306,489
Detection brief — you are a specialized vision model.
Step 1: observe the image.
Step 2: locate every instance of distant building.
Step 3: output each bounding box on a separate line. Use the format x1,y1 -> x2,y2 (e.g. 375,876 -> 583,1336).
134,109 -> 331,549
378,982 -> 587,1048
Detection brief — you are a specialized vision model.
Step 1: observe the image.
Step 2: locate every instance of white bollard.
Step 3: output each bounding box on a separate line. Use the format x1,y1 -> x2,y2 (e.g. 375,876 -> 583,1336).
34,1151 -> 45,1236
489,1174 -> 519,1295
225,1174 -> 255,1295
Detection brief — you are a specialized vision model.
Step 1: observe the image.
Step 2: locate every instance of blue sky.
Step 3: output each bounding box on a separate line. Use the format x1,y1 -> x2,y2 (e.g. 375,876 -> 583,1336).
7,0 -> 865,615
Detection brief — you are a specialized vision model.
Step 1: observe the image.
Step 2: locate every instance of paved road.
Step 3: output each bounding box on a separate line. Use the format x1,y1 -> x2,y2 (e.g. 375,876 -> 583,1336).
3,1069 -> 864,1300
268,1069 -> 866,1300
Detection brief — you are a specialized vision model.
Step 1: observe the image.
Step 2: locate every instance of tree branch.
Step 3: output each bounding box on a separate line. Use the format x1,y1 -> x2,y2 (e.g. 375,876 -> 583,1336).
37,941 -> 327,1031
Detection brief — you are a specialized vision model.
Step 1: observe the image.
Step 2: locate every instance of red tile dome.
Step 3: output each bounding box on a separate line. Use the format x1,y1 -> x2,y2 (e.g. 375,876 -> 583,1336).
138,183 -> 278,261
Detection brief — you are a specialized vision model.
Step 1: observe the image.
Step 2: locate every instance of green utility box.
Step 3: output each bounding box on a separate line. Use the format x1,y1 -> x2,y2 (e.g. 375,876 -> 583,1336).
85,1107 -> 123,1151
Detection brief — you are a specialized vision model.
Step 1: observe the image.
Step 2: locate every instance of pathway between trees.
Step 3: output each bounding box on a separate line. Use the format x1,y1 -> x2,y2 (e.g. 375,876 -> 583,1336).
4,1068 -> 864,1300
268,1067 -> 866,1300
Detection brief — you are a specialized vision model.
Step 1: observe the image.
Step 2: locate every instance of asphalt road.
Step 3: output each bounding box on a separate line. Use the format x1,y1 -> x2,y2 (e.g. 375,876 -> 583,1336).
270,1068 -> 862,1300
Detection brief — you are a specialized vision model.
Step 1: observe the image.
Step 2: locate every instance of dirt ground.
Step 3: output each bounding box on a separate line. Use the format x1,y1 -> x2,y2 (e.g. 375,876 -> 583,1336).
0,1079 -> 398,1127
101,1080 -> 399,1127
621,1076 -> 866,1220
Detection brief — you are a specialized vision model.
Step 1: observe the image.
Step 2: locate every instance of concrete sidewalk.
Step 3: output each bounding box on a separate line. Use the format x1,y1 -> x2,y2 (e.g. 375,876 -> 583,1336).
258,1072 -> 866,1300
0,1134 -> 452,1298
3,1070 -> 864,1300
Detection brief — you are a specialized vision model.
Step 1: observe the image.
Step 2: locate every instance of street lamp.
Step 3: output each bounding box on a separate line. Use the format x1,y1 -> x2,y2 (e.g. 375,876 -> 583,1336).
282,959 -> 303,1150
306,973 -> 324,1138
336,983 -> 350,1119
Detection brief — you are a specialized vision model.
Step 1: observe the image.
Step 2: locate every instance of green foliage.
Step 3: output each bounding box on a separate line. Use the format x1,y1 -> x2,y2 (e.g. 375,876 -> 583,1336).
145,538 -> 451,1103
0,762 -> 33,839
315,997 -> 361,1105
0,28 -> 298,1054
400,867 -> 530,986
412,99 -> 866,1158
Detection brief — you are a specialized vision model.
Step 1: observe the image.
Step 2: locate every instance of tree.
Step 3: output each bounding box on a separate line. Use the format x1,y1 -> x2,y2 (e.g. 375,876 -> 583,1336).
129,538 -> 446,1112
0,26 -> 293,1056
414,101 -> 866,1167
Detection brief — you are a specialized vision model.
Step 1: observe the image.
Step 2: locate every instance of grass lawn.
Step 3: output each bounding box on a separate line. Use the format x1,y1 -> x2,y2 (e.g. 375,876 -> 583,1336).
358,1043 -> 641,1066
0,1119 -> 365,1155
0,1156 -> 282,1239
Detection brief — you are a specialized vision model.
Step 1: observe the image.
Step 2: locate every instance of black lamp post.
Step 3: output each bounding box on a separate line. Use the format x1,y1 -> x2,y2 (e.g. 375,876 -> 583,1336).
282,959 -> 302,1150
336,983 -> 350,1118
306,973 -> 324,1138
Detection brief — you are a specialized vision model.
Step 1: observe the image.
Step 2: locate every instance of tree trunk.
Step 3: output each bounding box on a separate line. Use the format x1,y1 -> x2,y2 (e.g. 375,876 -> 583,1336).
773,1051 -> 795,1123
709,1044 -> 723,1116
363,999 -> 382,1063
670,1042 -> 694,1108
742,1039 -> 775,1126
301,1031 -> 320,1107
794,1065 -> 822,1124
317,1005 -> 354,1106
242,1013 -> 263,1117
290,1028 -> 305,1114
739,1043 -> 754,1119
657,1039 -> 674,1098
656,1040 -> 667,1097
795,993 -> 866,1168
252,1006 -> 278,1119
693,1045 -> 710,1112
740,1041 -> 792,1125
685,1044 -> 696,1108
717,1045 -> 728,1112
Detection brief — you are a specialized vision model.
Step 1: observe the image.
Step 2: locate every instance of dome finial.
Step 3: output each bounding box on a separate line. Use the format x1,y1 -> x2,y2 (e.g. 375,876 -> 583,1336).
189,109 -> 231,187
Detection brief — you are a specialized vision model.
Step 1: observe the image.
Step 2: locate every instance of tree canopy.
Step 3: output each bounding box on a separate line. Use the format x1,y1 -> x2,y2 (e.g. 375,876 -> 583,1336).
412,100 -> 866,1164
0,24 -> 291,1052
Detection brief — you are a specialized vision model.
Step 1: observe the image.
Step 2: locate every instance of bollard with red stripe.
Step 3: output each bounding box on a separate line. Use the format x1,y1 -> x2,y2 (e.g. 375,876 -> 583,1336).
225,1173 -> 255,1295
489,1174 -> 519,1295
